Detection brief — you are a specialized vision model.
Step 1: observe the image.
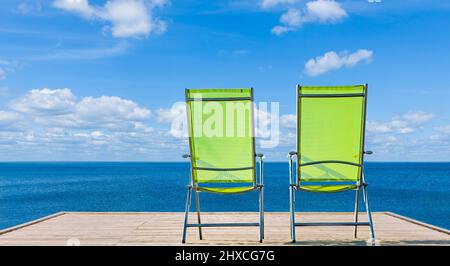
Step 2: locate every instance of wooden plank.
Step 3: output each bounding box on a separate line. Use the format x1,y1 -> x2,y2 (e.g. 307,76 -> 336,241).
0,212 -> 448,246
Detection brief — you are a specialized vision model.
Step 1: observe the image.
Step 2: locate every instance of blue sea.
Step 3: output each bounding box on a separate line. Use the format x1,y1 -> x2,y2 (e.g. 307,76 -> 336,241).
0,162 -> 449,230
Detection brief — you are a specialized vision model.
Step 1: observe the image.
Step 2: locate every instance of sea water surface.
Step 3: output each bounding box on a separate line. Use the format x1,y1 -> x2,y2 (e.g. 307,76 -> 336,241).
0,162 -> 449,230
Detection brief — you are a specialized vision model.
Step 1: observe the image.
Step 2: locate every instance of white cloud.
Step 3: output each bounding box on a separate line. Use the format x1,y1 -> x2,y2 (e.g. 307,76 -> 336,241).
254,104 -> 280,148
306,0 -> 347,23
402,111 -> 435,124
156,103 -> 185,123
261,0 -> 298,9
271,25 -> 291,35
436,125 -> 450,134
280,8 -> 302,27
272,0 -> 347,35
280,114 -> 296,128
10,88 -> 76,115
53,0 -> 168,38
156,103 -> 188,138
0,59 -> 18,80
98,0 -> 167,38
362,111 -> 447,161
9,88 -> 151,131
76,96 -> 150,125
53,0 -> 95,18
367,111 -> 434,134
17,2 -> 43,14
430,125 -> 450,142
0,111 -> 23,127
368,0 -> 382,3
304,49 -> 373,76
35,43 -> 128,61
0,88 -> 176,160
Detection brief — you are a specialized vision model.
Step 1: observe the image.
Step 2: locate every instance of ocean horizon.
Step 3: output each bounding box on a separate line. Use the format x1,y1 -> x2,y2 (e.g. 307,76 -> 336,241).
1,162 -> 449,230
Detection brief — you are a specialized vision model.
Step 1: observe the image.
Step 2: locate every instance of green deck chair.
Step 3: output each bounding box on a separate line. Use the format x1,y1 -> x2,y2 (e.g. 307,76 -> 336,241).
288,84 -> 375,243
182,88 -> 265,243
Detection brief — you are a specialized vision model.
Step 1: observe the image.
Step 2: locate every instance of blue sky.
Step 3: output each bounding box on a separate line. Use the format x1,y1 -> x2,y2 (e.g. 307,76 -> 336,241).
0,0 -> 450,161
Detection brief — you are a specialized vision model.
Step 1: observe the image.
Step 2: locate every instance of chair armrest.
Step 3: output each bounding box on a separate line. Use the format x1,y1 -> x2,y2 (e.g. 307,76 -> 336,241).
255,153 -> 264,159
364,151 -> 373,155
288,151 -> 297,185
182,154 -> 191,159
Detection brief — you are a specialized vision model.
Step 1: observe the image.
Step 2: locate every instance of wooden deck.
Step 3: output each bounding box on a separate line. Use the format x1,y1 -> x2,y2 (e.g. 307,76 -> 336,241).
0,212 -> 448,246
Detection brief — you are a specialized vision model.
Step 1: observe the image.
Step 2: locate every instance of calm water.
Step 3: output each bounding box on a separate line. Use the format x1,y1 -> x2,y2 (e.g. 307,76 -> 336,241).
0,162 -> 449,230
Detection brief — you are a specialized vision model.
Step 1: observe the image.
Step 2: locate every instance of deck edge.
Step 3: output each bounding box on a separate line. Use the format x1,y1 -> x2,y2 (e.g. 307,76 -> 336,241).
384,212 -> 450,235
62,211 -> 382,215
0,212 -> 66,236
2,212 -> 448,238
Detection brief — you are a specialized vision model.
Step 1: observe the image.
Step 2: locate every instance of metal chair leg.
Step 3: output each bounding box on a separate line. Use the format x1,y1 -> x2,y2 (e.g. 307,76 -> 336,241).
362,184 -> 375,240
195,191 -> 203,240
290,185 -> 296,243
353,187 -> 360,238
182,187 -> 192,244
258,156 -> 265,242
259,187 -> 264,243
262,186 -> 265,240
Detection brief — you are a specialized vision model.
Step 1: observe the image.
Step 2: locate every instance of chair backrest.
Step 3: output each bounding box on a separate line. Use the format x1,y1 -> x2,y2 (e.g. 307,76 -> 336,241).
185,88 -> 256,185
296,85 -> 368,184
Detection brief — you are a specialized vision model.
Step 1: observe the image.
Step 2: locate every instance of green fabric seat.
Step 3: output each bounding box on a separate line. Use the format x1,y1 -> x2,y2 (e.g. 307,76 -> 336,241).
288,84 -> 375,242
185,88 -> 256,188
182,88 -> 265,244
297,85 -> 366,187
195,186 -> 256,194
299,185 -> 357,193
